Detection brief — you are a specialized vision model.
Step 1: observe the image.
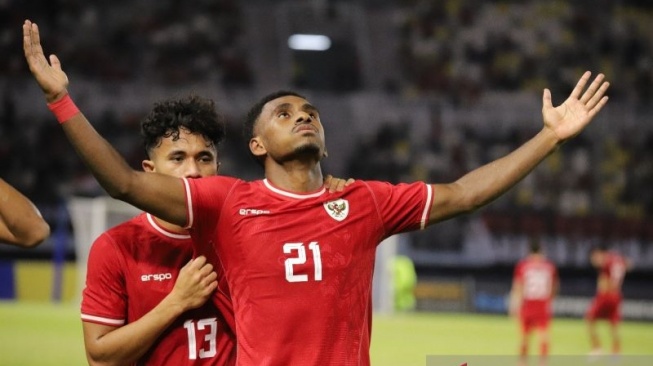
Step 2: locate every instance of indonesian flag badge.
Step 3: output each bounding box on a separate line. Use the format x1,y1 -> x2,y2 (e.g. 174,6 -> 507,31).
323,199 -> 349,222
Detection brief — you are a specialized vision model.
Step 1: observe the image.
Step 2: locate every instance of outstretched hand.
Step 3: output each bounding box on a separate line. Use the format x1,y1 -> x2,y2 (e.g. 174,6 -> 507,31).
23,20 -> 69,103
542,71 -> 610,143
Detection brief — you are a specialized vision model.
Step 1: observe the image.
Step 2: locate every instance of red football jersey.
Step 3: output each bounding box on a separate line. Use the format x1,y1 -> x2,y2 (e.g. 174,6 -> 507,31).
81,213 -> 235,365
184,177 -> 432,366
600,252 -> 627,294
513,256 -> 557,316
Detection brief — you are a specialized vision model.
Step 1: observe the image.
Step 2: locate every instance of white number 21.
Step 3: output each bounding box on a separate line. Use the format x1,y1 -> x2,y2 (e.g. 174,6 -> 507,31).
284,242 -> 322,282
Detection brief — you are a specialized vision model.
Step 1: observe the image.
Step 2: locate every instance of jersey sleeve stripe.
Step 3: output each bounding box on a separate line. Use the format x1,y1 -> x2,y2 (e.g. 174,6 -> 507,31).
81,313 -> 125,326
182,177 -> 194,229
420,184 -> 433,230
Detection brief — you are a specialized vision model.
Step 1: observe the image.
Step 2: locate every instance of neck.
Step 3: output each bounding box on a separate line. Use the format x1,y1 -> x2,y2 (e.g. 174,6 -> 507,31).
264,160 -> 324,192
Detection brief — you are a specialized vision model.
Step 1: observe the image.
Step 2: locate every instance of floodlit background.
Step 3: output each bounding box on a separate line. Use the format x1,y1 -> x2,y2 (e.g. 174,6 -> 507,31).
1,0 -> 653,365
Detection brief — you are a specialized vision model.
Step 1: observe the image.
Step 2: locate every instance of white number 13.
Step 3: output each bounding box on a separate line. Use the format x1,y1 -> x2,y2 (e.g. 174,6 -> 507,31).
284,242 -> 322,282
183,318 -> 217,360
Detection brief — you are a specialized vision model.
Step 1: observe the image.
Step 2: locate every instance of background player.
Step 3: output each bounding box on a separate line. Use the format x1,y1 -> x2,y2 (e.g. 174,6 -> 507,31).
23,19 -> 609,365
586,244 -> 631,359
509,240 -> 558,366
0,178 -> 50,248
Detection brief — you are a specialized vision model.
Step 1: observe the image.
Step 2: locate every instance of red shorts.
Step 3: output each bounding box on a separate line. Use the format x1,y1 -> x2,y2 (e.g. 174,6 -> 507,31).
520,313 -> 551,333
520,302 -> 551,333
586,293 -> 622,324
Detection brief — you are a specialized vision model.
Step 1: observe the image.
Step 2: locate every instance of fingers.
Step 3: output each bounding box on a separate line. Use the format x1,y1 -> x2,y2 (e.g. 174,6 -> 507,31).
325,176 -> 354,192
542,88 -> 552,109
324,174 -> 333,192
334,179 -> 348,192
573,72 -> 610,120
579,73 -> 606,105
50,55 -> 62,71
23,21 -> 37,65
22,21 -> 31,57
202,279 -> 218,296
188,255 -> 215,280
198,267 -> 218,297
23,20 -> 46,70
569,71 -> 592,100
204,271 -> 218,283
585,80 -> 610,111
187,255 -> 207,269
588,96 -> 609,120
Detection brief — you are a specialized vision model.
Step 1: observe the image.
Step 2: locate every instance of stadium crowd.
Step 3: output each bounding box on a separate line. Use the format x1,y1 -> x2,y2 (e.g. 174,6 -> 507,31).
2,0 -> 653,269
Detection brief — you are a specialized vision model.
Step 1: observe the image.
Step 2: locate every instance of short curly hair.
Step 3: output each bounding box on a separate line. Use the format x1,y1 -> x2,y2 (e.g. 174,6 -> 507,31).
141,94 -> 226,157
243,90 -> 306,166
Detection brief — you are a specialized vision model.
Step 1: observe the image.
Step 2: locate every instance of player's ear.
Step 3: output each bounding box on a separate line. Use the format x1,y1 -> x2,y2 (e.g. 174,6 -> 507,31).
323,149 -> 328,158
250,137 -> 267,158
142,159 -> 155,173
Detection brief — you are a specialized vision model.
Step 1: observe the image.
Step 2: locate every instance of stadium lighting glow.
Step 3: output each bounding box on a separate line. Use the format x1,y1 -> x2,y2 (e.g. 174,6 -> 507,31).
288,34 -> 332,51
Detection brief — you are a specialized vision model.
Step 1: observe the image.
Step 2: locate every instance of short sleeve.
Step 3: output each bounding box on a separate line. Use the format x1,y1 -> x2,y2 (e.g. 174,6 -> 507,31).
183,176 -> 239,235
80,233 -> 127,326
364,181 -> 433,235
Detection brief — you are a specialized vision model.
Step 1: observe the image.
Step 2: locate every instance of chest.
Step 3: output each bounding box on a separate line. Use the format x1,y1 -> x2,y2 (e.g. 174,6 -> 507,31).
215,195 -> 383,287
122,242 -> 193,309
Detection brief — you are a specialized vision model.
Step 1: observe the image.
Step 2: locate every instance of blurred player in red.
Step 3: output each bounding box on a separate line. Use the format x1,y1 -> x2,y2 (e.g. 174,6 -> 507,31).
510,240 -> 558,366
0,178 -> 50,247
586,244 -> 631,358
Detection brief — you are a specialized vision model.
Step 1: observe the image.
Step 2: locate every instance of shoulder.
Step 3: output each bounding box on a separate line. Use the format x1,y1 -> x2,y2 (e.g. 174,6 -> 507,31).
354,180 -> 427,195
91,214 -> 145,250
104,214 -> 146,237
187,175 -> 248,195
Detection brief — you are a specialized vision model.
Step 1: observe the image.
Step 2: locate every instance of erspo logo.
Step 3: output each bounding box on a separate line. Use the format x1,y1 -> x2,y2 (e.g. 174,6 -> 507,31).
239,208 -> 271,216
141,273 -> 173,282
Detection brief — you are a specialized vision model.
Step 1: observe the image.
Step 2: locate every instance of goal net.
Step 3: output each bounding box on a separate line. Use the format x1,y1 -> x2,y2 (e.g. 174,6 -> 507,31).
68,196 -> 141,301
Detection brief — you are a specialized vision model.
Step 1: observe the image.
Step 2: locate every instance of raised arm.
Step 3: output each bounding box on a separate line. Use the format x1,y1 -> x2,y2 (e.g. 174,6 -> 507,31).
23,20 -> 187,226
0,178 -> 50,247
83,257 -> 217,366
428,71 -> 609,224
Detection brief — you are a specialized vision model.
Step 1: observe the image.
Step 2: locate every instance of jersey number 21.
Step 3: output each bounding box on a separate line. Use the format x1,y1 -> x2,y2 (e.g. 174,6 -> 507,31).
284,242 -> 322,282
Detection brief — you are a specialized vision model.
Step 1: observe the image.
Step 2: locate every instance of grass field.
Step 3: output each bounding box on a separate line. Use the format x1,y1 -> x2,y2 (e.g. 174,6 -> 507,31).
1,301 -> 652,366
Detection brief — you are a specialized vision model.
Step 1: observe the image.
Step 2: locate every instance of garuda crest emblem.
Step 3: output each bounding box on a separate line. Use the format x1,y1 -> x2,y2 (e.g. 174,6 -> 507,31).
323,199 -> 349,222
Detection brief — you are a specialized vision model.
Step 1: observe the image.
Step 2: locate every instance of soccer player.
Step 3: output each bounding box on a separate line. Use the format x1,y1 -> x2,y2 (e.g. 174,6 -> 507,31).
509,240 -> 558,366
23,19 -> 610,365
80,95 -> 236,366
586,244 -> 631,358
0,178 -> 50,247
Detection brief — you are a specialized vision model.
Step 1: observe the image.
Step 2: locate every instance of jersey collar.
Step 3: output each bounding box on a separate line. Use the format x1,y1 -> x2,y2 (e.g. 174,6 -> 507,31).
263,179 -> 326,199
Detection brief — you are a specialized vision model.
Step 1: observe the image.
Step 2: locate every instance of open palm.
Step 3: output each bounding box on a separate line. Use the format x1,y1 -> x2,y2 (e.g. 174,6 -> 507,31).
23,20 -> 69,103
542,71 -> 610,142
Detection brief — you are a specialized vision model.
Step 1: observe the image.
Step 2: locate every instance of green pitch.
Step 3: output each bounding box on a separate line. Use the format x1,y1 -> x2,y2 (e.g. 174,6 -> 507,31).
1,301 -> 652,366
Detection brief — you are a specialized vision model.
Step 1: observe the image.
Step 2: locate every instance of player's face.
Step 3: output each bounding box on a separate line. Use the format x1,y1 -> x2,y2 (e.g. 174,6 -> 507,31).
590,250 -> 605,267
143,128 -> 219,179
250,95 -> 326,163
